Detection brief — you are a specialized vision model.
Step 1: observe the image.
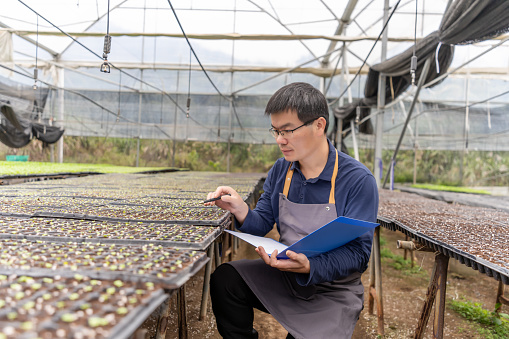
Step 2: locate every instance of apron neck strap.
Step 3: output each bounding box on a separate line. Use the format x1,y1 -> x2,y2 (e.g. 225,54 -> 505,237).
283,162 -> 294,197
282,149 -> 340,204
329,150 -> 339,204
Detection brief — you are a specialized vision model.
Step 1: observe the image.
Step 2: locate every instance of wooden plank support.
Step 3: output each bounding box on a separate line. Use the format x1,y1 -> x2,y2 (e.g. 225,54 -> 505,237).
154,296 -> 171,339
199,245 -> 215,320
433,254 -> 449,338
374,226 -> 384,335
368,226 -> 384,335
178,285 -> 188,339
414,252 -> 449,339
402,235 -> 417,267
154,290 -> 177,339
368,247 -> 375,315
496,280 -> 509,313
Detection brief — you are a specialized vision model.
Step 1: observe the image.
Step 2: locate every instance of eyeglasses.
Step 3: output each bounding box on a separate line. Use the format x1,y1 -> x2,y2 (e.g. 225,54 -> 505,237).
269,117 -> 318,138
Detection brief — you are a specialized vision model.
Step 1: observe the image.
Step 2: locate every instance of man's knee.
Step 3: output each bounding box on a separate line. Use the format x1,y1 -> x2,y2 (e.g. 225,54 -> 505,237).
210,263 -> 243,299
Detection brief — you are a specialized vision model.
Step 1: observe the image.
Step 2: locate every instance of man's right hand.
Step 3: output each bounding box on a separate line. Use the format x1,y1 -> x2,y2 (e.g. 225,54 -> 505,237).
205,186 -> 249,224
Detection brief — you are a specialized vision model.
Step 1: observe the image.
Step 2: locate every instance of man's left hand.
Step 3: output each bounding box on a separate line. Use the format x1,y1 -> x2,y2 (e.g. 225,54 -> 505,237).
255,247 -> 310,274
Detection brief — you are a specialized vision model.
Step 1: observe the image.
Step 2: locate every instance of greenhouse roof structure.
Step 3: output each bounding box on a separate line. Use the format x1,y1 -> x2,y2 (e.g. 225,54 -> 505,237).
1,0 -> 509,157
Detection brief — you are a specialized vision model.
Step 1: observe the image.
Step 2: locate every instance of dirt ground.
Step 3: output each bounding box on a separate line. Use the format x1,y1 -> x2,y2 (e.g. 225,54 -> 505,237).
141,227 -> 503,339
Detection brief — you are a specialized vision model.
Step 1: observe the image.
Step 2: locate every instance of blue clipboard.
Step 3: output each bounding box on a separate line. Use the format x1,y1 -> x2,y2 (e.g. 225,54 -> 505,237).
226,216 -> 378,259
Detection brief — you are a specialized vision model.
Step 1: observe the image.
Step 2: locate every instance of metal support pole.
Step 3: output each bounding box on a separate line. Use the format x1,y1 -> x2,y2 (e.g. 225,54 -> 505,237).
350,120 -> 359,161
382,57 -> 431,188
321,0 -> 359,67
57,67 -> 64,163
374,0 -> 390,187
336,118 -> 343,150
227,99 -> 233,173
172,70 -> 180,167
136,70 -> 143,168
137,7 -> 146,168
414,252 -> 449,339
460,72 -> 470,185
227,9 -> 236,172
341,39 -> 360,160
336,43 -> 347,149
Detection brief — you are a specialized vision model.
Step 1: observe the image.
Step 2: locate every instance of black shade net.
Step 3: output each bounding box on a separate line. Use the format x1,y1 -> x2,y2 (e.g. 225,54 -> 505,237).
334,0 -> 509,153
0,76 -> 64,148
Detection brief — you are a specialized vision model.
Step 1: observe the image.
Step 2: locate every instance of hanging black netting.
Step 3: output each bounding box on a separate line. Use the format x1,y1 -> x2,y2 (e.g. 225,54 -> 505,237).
334,0 -> 509,150
0,76 -> 64,148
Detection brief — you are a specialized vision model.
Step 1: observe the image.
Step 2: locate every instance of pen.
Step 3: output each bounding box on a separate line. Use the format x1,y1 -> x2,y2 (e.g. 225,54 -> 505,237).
203,193 -> 231,203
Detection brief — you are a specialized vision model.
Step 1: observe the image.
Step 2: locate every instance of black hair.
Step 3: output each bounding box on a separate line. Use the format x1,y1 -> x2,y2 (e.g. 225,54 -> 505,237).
265,82 -> 329,132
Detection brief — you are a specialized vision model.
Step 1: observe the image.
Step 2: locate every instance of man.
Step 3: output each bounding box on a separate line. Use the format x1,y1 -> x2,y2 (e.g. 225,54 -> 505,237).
206,82 -> 378,339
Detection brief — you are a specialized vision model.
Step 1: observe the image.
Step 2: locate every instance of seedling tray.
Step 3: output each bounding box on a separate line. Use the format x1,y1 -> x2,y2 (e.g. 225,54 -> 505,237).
0,239 -> 209,289
0,205 -> 231,226
0,217 -> 225,250
0,274 -> 168,339
378,189 -> 509,284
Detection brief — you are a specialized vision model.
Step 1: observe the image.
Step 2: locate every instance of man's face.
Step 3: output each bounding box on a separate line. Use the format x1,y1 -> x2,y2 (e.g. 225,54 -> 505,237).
270,110 -> 320,163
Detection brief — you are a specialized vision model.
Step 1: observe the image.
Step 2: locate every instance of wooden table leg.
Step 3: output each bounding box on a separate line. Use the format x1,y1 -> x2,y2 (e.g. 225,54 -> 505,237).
374,226 -> 384,335
199,245 -> 215,321
155,295 -> 171,339
368,248 -> 375,315
178,285 -> 188,339
414,252 -> 449,339
433,253 -> 449,338
496,280 -> 509,313
368,226 -> 384,335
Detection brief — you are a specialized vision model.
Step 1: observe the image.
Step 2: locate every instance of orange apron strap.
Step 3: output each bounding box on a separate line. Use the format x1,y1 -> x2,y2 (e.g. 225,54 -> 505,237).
329,150 -> 339,204
283,162 -> 294,197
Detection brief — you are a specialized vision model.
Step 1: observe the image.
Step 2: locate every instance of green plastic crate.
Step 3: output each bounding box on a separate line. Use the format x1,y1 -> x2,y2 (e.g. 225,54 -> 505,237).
5,155 -> 29,161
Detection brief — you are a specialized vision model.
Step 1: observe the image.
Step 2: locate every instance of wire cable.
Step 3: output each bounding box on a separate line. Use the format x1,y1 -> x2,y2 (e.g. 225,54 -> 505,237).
166,0 -> 252,137
409,0 -> 418,85
324,50 -> 342,96
106,0 -> 110,35
35,15 -> 38,71
33,14 -> 39,90
100,0 -> 112,72
328,0 -> 403,107
186,48 -> 191,118
166,0 -> 230,103
17,0 -> 188,119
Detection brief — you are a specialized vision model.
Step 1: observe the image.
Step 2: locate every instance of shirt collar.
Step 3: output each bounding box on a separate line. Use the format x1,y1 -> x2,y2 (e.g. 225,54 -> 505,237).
291,139 -> 336,182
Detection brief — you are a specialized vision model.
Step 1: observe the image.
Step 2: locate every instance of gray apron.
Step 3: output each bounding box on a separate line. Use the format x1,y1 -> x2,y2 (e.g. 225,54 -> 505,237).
229,151 -> 364,339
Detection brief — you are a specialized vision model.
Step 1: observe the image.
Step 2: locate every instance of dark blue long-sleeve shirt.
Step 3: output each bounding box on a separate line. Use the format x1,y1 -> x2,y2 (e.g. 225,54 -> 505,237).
238,139 -> 379,286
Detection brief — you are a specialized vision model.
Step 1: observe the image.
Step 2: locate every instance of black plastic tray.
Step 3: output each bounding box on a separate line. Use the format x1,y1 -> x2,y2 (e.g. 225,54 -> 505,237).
0,239 -> 210,289
377,215 -> 509,285
0,218 -> 228,250
0,274 -> 170,339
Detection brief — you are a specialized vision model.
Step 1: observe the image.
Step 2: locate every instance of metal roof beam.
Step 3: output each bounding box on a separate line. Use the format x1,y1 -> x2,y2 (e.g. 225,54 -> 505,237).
4,29 -> 431,42
321,0 -> 359,67
0,21 -> 58,58
12,59 -> 370,77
